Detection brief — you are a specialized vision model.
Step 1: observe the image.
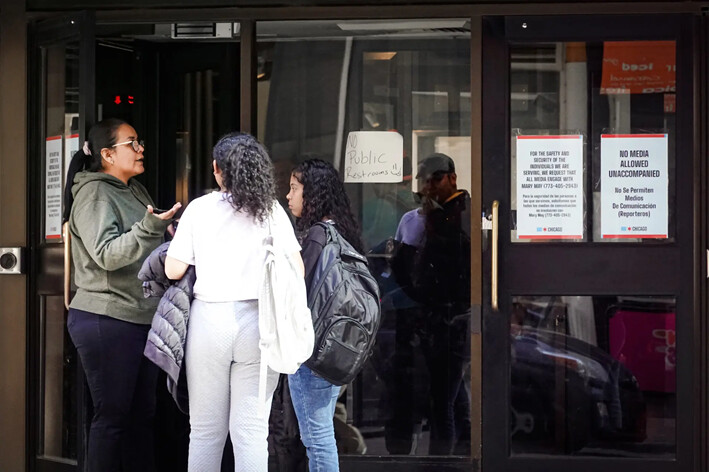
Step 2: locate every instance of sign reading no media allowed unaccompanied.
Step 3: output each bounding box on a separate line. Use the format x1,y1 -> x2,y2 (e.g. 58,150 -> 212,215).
516,135 -> 584,240
601,134 -> 668,239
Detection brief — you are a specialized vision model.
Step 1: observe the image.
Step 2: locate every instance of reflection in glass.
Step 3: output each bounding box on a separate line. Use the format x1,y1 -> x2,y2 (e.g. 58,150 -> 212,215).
509,42 -> 676,243
39,41 -> 80,461
41,297 -> 78,460
258,19 -> 471,457
510,295 -> 675,457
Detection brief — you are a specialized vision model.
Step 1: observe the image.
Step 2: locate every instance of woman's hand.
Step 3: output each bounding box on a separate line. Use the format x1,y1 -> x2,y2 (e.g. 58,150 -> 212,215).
147,202 -> 182,220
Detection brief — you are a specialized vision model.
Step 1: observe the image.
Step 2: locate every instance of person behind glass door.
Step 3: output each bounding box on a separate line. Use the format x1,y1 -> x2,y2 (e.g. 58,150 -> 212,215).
164,133 -> 303,471
285,158 -> 365,471
391,153 -> 472,455
64,118 -> 181,472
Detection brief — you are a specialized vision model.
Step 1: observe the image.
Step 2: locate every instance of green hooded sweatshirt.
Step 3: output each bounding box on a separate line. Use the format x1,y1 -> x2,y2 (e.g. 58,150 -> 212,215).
69,171 -> 171,324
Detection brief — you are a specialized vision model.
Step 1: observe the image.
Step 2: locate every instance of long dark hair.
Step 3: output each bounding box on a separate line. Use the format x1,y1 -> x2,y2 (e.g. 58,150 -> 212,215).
62,118 -> 127,223
213,132 -> 276,223
293,159 -> 363,253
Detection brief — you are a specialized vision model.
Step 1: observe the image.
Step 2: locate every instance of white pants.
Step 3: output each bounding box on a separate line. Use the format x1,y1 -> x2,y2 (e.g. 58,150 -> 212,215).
186,299 -> 279,472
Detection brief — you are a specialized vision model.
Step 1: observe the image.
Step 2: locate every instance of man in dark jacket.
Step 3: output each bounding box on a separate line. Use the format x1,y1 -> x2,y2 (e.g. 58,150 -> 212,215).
391,153 -> 472,456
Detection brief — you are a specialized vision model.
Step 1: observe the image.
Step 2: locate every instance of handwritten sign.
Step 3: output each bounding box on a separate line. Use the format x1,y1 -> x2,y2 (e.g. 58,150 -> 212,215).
343,131 -> 403,183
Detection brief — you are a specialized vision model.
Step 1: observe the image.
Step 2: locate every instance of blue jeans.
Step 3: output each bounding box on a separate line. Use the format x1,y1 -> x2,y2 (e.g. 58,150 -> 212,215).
288,364 -> 341,471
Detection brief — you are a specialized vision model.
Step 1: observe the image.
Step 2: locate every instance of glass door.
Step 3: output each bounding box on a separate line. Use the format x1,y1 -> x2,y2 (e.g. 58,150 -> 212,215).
482,14 -> 696,472
257,18 -> 475,470
28,11 -> 95,472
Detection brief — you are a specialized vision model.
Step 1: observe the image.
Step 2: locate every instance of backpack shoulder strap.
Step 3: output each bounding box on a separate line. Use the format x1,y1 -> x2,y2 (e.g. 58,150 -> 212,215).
314,220 -> 338,244
313,221 -> 367,262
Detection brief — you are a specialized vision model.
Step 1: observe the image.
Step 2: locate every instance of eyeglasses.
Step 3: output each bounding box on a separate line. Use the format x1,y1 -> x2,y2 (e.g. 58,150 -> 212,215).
112,139 -> 145,152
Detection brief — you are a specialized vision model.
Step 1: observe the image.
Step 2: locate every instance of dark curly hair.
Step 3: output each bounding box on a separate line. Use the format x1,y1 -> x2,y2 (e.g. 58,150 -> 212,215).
213,132 -> 276,223
293,159 -> 363,253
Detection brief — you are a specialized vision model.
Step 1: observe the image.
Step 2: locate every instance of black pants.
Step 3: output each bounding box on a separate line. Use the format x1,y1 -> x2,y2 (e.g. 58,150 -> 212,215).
421,309 -> 471,456
268,374 -> 307,472
68,308 -> 158,472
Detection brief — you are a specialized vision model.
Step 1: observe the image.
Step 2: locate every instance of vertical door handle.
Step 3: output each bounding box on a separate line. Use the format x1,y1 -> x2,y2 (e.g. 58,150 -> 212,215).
63,222 -> 71,310
491,200 -> 499,312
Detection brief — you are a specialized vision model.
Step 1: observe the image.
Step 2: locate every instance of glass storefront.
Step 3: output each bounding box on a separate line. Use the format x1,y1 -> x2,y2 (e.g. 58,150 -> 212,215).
257,19 -> 473,456
22,10 -> 701,472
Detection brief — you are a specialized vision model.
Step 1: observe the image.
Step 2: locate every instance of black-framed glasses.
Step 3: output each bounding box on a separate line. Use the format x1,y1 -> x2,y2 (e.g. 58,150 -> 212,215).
112,139 -> 145,152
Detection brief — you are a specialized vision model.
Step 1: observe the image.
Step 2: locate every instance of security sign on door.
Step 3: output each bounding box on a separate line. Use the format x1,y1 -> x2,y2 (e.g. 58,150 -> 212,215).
601,134 -> 668,239
516,135 -> 584,240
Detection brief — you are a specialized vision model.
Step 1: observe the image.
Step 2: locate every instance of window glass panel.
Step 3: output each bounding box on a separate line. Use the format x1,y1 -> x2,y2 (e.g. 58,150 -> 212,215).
258,19 -> 472,457
510,295 -> 676,457
39,295 -> 78,461
509,41 -> 676,243
38,41 -> 79,462
43,42 -> 80,243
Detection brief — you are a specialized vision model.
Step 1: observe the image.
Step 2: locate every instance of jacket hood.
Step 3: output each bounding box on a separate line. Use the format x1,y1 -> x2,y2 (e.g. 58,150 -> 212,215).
72,171 -> 129,197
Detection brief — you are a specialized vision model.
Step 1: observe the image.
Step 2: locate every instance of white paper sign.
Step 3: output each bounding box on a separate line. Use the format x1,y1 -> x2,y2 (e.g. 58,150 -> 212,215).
343,131 -> 403,183
601,134 -> 668,239
45,136 -> 63,240
65,133 -> 80,180
516,135 -> 584,239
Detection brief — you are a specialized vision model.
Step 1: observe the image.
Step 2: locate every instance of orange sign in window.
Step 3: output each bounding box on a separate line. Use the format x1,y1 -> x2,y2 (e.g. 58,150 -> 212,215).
600,41 -> 675,94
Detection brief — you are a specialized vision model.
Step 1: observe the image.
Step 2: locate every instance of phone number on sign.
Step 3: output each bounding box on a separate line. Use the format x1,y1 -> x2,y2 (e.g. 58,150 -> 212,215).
542,183 -> 578,189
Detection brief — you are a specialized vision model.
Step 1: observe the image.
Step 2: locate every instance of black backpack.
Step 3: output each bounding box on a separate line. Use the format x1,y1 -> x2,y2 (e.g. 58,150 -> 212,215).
305,222 -> 381,385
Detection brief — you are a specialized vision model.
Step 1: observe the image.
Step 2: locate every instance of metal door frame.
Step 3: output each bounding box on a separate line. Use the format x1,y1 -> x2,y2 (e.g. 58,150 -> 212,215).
27,11 -> 95,472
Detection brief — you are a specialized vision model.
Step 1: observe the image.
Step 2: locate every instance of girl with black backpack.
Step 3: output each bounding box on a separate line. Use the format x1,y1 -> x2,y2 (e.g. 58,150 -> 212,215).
285,159 -> 365,471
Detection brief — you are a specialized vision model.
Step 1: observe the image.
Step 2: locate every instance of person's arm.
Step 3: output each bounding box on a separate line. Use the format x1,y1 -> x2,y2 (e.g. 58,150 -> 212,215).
165,201 -> 195,280
292,251 -> 305,278
165,255 -> 189,280
301,225 -> 328,289
73,199 -> 171,271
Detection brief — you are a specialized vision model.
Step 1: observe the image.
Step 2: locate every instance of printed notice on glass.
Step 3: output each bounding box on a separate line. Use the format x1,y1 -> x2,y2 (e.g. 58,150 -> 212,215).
343,131 -> 403,183
516,135 -> 584,239
45,136 -> 63,240
65,133 -> 79,180
601,134 -> 668,238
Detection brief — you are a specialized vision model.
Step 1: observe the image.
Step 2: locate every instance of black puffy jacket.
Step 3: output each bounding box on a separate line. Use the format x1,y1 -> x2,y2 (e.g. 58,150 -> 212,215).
138,241 -> 195,414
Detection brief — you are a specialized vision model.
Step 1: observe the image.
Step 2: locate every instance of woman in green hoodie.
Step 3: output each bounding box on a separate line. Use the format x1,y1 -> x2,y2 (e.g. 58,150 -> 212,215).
64,118 -> 180,472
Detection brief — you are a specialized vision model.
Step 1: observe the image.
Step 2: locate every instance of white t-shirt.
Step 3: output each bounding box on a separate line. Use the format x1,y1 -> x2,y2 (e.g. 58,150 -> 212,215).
167,192 -> 301,302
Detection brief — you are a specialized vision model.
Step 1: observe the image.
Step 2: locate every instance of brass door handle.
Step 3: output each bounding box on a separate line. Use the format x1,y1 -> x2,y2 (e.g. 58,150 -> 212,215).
491,200 -> 499,312
63,222 -> 71,310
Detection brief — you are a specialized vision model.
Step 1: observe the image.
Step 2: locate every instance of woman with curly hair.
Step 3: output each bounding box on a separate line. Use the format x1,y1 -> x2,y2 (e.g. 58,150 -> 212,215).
165,132 -> 303,471
285,158 -> 364,471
